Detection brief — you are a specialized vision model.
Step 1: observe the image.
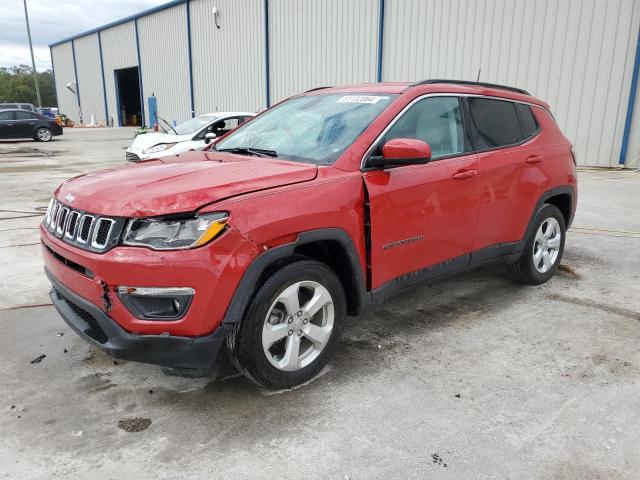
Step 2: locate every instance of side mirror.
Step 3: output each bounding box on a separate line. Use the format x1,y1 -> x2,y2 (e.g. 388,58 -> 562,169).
204,132 -> 217,144
369,138 -> 431,168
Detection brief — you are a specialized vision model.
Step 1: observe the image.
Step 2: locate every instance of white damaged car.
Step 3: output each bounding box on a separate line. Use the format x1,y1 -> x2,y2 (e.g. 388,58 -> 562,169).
126,111 -> 255,162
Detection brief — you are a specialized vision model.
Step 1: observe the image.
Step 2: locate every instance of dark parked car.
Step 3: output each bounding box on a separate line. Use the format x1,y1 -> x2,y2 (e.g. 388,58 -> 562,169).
0,102 -> 36,112
0,109 -> 63,142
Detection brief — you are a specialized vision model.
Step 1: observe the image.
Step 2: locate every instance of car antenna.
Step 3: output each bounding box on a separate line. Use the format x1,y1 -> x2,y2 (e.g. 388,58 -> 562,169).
476,69 -> 481,81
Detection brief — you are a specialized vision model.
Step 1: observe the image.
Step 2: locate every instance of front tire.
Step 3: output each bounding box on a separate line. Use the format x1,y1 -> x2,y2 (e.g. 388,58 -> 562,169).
507,203 -> 566,285
228,259 -> 346,389
35,127 -> 53,142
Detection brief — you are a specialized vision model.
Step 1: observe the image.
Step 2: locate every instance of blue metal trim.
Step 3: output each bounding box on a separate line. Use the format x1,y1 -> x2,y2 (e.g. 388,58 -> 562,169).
97,31 -> 109,125
49,46 -> 58,108
376,0 -> 385,83
264,0 -> 271,108
619,25 -> 640,166
49,0 -> 187,47
186,0 -> 195,117
134,19 -> 146,126
114,71 -> 123,126
70,39 -> 82,123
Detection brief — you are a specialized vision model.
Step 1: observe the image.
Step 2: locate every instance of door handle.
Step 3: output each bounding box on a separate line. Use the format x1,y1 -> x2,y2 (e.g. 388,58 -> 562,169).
526,155 -> 543,165
452,169 -> 478,180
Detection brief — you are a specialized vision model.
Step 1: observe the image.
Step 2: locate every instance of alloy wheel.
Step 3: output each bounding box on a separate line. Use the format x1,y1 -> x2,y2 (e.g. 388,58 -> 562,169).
262,280 -> 334,371
532,217 -> 561,273
37,128 -> 52,141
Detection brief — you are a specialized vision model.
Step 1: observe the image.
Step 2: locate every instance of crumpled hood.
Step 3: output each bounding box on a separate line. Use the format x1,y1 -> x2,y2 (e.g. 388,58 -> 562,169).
129,131 -> 192,149
55,151 -> 318,217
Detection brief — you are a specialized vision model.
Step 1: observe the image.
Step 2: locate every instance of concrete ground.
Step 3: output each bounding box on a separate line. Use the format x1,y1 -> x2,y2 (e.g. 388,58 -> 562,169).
1,128 -> 639,479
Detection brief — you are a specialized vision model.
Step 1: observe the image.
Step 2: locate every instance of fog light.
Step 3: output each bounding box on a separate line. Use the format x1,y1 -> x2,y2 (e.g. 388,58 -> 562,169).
116,286 -> 194,320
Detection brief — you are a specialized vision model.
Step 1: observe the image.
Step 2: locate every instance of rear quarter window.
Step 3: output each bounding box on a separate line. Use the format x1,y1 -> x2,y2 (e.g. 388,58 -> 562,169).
468,98 -> 523,149
516,103 -> 540,138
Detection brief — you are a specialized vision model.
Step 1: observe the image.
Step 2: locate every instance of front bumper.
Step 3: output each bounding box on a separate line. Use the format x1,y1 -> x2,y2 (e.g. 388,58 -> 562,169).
125,147 -> 172,162
47,267 -> 230,369
40,222 -> 258,337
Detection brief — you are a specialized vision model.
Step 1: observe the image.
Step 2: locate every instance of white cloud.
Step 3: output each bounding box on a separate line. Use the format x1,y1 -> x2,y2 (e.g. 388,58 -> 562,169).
0,0 -> 165,70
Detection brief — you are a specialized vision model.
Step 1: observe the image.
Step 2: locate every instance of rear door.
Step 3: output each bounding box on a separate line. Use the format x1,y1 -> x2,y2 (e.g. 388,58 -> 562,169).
363,96 -> 481,291
466,98 -> 543,252
14,110 -> 38,138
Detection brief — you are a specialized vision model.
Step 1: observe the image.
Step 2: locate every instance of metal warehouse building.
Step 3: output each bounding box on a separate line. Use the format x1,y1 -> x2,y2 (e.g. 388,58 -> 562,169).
50,0 -> 640,168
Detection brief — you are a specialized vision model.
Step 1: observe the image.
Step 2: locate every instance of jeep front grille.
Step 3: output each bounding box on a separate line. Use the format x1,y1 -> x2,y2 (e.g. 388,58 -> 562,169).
43,199 -> 125,253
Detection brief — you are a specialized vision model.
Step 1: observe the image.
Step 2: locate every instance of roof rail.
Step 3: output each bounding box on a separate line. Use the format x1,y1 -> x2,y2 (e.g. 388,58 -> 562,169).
305,86 -> 333,93
411,79 -> 530,95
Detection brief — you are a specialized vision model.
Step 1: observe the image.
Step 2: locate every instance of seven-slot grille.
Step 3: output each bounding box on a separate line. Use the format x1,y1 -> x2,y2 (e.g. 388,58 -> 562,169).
44,199 -> 122,252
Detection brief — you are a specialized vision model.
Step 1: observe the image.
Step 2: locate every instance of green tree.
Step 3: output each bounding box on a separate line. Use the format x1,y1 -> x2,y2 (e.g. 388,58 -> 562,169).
0,65 -> 57,107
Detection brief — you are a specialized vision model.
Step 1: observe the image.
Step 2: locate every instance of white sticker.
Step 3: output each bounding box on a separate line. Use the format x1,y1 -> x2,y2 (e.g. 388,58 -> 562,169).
337,95 -> 387,104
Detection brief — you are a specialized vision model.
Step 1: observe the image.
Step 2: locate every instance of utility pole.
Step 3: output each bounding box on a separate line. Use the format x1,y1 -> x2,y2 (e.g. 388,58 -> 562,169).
23,0 -> 42,108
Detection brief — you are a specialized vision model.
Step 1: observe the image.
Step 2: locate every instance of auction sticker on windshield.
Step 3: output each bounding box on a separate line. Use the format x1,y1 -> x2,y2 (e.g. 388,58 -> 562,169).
337,95 -> 388,104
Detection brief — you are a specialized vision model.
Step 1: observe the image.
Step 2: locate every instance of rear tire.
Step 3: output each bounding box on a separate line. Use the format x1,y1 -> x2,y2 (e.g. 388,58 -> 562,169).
35,127 -> 53,142
228,259 -> 346,389
507,203 -> 566,285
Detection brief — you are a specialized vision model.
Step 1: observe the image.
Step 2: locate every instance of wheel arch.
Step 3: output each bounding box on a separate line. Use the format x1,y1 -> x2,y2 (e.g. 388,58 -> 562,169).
223,228 -> 368,327
519,185 -> 575,251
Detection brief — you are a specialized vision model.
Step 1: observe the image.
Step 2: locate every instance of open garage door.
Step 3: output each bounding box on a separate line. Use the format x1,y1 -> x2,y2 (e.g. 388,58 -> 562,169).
115,67 -> 142,126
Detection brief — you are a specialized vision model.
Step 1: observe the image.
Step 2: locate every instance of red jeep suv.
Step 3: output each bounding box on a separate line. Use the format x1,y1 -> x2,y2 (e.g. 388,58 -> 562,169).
41,80 -> 577,388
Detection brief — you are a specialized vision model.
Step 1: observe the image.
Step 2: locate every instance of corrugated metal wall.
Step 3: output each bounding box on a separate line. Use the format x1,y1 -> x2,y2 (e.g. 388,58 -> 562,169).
190,0 -> 265,113
100,22 -> 138,127
138,4 -> 191,124
623,33 -> 640,169
50,0 -> 640,167
73,34 -> 105,125
51,42 -> 79,121
268,0 -> 379,103
382,0 -> 640,168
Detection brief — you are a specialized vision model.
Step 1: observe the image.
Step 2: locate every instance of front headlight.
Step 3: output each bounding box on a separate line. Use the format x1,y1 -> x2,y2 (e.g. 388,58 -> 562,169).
143,142 -> 177,154
122,212 -> 229,250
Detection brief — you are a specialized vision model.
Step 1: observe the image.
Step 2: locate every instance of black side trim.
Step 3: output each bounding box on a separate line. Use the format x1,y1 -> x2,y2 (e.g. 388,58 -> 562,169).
371,253 -> 470,302
529,185 -> 576,229
223,228 -> 368,325
369,185 -> 575,302
46,267 -> 229,370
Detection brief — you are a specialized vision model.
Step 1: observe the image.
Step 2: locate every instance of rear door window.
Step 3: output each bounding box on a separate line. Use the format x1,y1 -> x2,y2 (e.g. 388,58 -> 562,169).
15,111 -> 36,120
468,98 -> 523,149
0,111 -> 13,121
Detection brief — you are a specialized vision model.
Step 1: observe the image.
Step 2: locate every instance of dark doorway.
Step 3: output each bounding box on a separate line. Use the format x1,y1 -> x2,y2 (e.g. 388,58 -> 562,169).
115,67 -> 142,126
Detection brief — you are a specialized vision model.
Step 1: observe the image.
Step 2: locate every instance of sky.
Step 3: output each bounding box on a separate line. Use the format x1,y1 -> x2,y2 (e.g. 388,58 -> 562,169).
1,0 -> 166,70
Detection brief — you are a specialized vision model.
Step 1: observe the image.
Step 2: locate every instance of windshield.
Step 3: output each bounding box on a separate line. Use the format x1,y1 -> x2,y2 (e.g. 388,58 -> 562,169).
215,93 -> 397,165
173,115 -> 218,135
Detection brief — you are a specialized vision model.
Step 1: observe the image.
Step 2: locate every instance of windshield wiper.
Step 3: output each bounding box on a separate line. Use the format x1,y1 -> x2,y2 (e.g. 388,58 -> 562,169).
216,147 -> 278,158
157,116 -> 178,135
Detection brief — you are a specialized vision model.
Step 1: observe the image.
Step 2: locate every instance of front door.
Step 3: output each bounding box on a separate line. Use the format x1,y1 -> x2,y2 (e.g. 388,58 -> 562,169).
0,110 -> 13,138
363,96 -> 481,292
